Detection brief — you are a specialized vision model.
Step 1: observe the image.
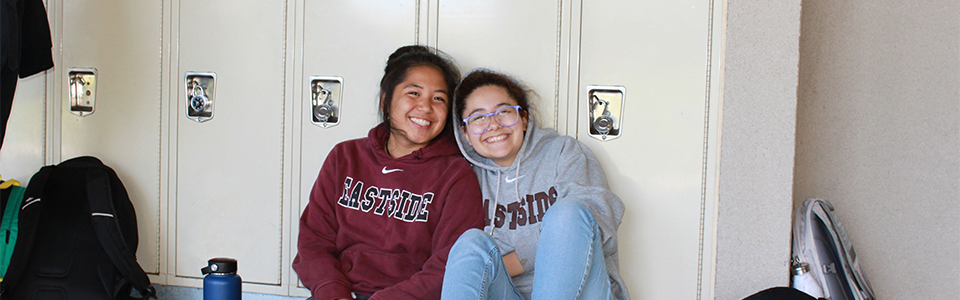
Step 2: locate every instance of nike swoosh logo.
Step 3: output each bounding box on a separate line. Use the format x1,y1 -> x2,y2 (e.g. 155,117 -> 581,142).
504,175 -> 525,183
382,166 -> 403,174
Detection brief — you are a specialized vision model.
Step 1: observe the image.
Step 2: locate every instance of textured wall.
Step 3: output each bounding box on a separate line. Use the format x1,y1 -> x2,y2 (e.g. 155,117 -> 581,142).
794,0 -> 960,299
715,0 -> 802,299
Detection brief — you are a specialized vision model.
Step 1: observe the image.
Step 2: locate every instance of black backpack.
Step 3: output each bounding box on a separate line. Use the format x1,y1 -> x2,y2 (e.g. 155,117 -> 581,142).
0,156 -> 156,299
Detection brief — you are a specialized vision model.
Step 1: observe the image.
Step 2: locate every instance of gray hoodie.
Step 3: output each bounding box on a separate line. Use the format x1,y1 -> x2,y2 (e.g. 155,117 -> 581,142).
454,111 -> 629,300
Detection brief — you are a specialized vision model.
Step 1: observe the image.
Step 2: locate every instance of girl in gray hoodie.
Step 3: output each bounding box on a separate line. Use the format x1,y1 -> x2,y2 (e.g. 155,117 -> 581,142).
441,69 -> 629,300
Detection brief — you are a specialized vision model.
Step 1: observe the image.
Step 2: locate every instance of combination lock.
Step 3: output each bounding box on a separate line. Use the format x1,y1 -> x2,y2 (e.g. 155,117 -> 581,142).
190,85 -> 209,113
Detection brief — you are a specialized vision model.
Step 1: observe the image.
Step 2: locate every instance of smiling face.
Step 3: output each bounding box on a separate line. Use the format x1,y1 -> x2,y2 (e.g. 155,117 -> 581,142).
462,85 -> 528,167
383,65 -> 450,157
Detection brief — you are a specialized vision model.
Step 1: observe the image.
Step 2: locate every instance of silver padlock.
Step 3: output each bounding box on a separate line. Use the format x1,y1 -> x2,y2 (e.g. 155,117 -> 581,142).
314,104 -> 334,123
313,88 -> 336,124
590,95 -> 614,136
594,113 -> 614,135
190,84 -> 209,113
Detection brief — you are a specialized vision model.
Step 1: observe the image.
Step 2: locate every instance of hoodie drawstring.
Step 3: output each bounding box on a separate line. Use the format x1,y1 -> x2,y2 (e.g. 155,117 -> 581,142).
514,158 -> 522,211
489,170 -> 501,235
487,160 -> 523,237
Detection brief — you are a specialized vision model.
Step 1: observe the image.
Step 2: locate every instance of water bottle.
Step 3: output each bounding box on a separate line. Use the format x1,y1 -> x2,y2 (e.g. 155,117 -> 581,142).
201,257 -> 242,300
791,261 -> 824,299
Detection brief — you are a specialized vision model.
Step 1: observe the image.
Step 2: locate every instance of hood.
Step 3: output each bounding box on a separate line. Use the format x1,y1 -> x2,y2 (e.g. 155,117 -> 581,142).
370,122 -> 462,162
452,101 -> 555,173
453,91 -> 560,236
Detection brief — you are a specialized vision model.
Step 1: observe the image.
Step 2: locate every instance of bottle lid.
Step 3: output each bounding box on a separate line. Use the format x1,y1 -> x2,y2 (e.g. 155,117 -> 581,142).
201,257 -> 238,275
792,262 -> 809,275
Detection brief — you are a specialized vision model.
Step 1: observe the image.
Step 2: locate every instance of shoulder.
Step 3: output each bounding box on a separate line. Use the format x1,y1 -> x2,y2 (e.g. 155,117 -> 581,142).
527,132 -> 606,176
319,137 -> 376,173
535,131 -> 592,158
420,153 -> 480,190
555,134 -> 586,150
330,136 -> 372,153
435,155 -> 477,177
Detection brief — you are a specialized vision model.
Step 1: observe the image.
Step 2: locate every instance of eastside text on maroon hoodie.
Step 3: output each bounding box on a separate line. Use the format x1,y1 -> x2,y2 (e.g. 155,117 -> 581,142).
293,123 -> 484,300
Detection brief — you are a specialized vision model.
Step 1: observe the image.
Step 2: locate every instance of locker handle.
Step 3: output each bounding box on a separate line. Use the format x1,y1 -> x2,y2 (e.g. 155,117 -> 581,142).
68,68 -> 97,117
309,76 -> 343,128
586,85 -> 625,141
184,72 -> 216,123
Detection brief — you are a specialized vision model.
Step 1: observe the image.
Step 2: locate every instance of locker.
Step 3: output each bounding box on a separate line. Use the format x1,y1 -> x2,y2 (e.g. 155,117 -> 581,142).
59,0 -> 163,275
1,0 -> 730,297
291,0 -> 420,295
0,75 -> 47,182
436,0 -> 722,299
438,0 -> 566,129
171,0 -> 286,286
577,1 -> 722,299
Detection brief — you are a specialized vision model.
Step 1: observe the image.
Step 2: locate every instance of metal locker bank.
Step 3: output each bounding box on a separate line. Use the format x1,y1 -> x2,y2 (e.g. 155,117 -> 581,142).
0,0 -> 788,298
4,0 -> 765,298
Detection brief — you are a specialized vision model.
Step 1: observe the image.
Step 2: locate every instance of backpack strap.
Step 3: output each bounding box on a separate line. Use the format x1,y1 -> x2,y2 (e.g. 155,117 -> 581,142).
86,167 -> 156,299
0,165 -> 52,295
0,185 -> 26,280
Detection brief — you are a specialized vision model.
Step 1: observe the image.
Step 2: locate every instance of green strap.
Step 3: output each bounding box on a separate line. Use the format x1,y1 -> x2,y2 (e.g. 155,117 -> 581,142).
0,185 -> 26,280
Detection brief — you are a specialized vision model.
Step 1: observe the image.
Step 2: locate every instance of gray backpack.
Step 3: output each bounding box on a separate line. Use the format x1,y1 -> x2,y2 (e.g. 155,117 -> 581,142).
792,198 -> 876,300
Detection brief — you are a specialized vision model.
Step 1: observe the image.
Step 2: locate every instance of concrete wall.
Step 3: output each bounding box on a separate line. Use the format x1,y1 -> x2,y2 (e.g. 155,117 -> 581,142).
794,0 -> 960,299
714,1 -> 802,299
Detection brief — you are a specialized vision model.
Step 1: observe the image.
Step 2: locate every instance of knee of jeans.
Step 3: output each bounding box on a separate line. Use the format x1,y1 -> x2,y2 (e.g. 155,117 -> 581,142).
542,200 -> 596,229
450,228 -> 498,256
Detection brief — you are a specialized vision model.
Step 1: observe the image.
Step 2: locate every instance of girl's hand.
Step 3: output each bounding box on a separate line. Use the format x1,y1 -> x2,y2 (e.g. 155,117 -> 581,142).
502,252 -> 525,277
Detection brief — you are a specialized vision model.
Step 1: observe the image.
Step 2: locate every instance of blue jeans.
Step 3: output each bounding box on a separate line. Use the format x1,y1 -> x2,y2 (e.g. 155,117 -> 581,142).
441,200 -> 612,300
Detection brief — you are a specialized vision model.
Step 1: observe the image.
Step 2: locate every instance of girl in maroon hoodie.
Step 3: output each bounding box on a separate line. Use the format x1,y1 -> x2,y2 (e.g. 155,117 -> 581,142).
292,45 -> 485,300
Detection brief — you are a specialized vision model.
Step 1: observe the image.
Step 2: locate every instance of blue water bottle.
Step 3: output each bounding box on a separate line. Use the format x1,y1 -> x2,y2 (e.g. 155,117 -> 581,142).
201,257 -> 242,300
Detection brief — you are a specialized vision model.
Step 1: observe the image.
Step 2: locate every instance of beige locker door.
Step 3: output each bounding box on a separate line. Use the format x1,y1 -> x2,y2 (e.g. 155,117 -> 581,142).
59,1 -> 163,275
577,0 -> 722,299
173,0 -> 286,285
292,0 -> 419,295
0,75 -> 47,181
437,1 -> 567,129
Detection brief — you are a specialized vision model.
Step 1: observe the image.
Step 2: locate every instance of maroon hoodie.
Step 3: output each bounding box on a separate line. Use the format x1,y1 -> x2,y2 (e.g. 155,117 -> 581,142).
293,123 -> 484,300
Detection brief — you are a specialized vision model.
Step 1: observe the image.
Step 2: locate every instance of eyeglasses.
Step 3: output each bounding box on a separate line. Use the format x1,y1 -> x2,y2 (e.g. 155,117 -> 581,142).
462,105 -> 523,135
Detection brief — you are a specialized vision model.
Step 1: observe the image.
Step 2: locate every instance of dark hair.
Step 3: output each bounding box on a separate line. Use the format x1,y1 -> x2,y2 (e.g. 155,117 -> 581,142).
378,45 -> 460,137
454,69 -> 531,122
